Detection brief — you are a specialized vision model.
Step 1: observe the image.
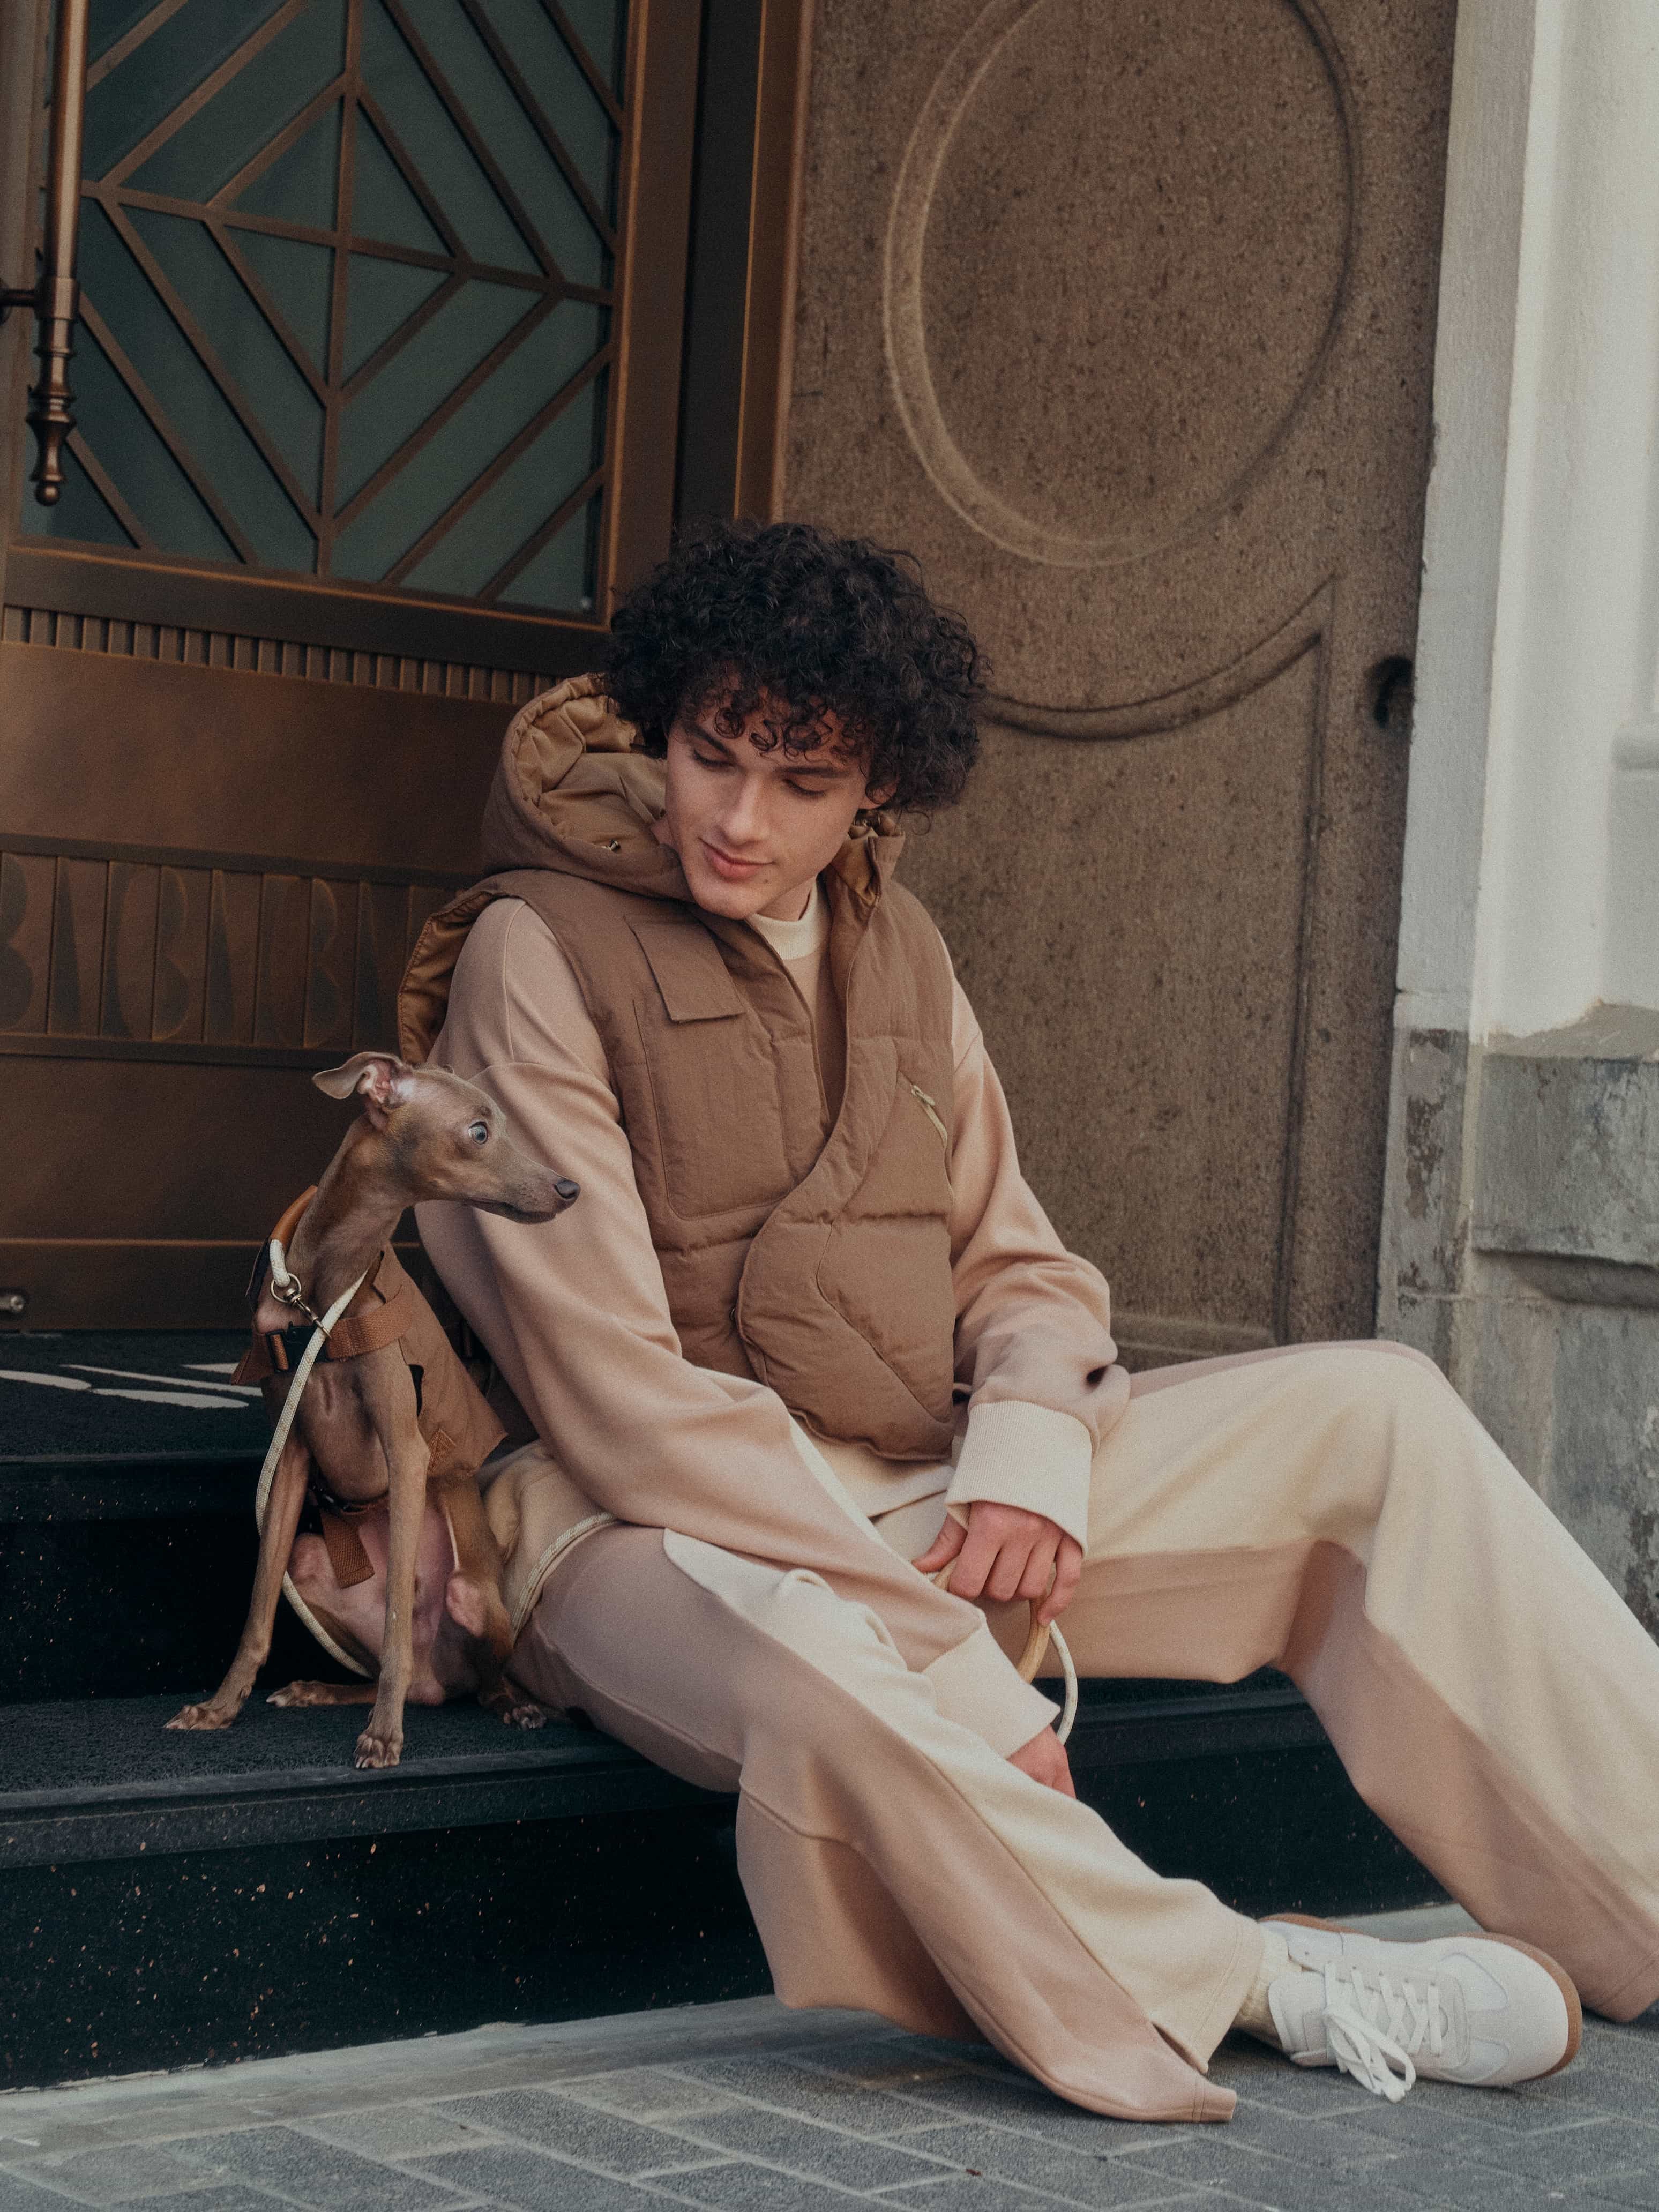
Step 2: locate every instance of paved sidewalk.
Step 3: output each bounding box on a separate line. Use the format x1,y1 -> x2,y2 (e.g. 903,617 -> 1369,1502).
1,1910 -> 1655,2211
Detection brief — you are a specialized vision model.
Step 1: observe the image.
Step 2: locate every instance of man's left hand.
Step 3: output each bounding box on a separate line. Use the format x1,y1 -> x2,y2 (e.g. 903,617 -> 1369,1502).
913,1500 -> 1082,1627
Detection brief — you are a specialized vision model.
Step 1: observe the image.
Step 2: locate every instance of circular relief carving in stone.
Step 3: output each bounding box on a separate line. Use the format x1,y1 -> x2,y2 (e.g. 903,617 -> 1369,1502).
884,0 -> 1355,570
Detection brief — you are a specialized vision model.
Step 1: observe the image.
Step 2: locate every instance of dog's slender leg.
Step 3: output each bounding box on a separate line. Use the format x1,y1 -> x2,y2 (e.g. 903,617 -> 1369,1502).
443,1483 -> 544,1729
353,1364 -> 427,1769
167,1431 -> 311,1731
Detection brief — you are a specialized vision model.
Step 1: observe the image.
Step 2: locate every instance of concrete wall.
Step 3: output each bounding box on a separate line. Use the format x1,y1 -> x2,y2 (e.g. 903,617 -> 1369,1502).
1380,0 -> 1659,1628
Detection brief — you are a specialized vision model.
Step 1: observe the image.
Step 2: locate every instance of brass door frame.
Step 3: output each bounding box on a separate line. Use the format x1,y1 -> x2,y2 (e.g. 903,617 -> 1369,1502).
678,0 -> 814,528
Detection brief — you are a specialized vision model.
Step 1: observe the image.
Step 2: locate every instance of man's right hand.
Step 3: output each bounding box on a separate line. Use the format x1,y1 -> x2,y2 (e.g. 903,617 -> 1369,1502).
1008,1724 -> 1075,1796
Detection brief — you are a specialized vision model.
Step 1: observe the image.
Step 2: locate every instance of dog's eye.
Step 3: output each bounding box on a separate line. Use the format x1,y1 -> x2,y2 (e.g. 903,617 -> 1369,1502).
467,1120 -> 489,1144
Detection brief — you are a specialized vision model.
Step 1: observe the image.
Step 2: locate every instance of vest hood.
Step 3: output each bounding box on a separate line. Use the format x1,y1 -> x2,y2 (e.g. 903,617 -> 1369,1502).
401,674 -> 904,1065
481,672 -> 688,899
481,671 -> 905,903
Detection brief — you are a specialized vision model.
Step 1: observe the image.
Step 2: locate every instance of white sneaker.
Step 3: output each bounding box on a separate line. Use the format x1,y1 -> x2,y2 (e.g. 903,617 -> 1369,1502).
1259,1913 -> 1581,2102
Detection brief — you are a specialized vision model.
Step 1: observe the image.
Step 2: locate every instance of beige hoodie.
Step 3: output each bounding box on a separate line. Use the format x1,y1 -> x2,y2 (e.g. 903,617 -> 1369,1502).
413,681 -> 1127,1755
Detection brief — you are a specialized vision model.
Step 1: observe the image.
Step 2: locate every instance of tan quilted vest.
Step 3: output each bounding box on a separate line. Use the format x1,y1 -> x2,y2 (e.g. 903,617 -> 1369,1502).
400,677 -> 960,1461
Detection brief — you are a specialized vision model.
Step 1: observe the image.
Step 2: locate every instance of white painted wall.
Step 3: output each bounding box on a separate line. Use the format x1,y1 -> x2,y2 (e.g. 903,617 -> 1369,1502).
1397,0 -> 1659,1043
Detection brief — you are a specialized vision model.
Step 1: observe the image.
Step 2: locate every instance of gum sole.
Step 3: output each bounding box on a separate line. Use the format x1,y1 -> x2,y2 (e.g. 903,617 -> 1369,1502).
1266,1911 -> 1583,2078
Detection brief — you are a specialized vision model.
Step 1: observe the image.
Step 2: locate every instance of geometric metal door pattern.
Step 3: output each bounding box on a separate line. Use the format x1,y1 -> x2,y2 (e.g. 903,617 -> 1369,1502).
24,0 -> 623,616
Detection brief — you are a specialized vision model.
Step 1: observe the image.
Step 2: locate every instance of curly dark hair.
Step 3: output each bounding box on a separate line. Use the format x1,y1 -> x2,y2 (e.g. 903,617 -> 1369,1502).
602,519 -> 984,812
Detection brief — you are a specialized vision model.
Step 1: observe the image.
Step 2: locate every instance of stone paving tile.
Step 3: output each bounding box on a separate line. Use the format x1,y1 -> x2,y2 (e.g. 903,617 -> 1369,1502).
170,2124 -> 467,2208
663,2107 -> 958,2192
880,2073 -> 1150,2151
1109,2135 -> 1430,2211
432,2089 -> 713,2177
877,2184 -> 1221,2212
1202,2044 -> 1378,2120
668,2059 -> 935,2137
2,2143 -> 208,2205
883,2120 -> 1199,2207
1579,2168 -> 1659,2210
659,2162 -> 899,2206
1457,2118 -> 1659,2184
1217,2107 -> 1410,2169
412,2143 -> 673,2209
1349,2147 -> 1640,2208
1387,2074 -> 1637,2133
0,2174 -> 103,2212
295,2104 -> 490,2161
1318,2095 -> 1576,2164
1549,2064 -> 1659,2121
65,2195 -> 300,2212
794,2038 -> 975,2091
561,2071 -> 745,2124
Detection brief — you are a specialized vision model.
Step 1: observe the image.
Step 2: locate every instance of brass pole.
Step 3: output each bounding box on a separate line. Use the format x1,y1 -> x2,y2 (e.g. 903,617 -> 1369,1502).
1,0 -> 92,505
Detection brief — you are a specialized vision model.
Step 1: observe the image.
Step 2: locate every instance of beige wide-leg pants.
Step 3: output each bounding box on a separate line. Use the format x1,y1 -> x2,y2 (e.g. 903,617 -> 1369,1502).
512,1343 -> 1659,2124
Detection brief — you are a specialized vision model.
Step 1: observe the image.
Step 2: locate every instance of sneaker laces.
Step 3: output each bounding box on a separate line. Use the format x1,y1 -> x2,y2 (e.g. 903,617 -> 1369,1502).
1317,1961 -> 1448,2102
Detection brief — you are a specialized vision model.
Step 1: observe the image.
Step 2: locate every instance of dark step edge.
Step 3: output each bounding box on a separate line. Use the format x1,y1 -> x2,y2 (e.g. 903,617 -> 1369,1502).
0,1450 -> 264,1468
1,1452 -> 261,1523
0,1687 -> 1327,1872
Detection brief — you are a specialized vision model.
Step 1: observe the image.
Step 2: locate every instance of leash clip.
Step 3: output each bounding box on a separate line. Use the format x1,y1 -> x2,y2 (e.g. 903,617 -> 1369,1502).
269,1237 -> 327,1332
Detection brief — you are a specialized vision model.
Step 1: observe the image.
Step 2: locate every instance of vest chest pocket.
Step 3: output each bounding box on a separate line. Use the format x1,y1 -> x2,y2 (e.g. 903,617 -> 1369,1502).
629,925 -> 791,1220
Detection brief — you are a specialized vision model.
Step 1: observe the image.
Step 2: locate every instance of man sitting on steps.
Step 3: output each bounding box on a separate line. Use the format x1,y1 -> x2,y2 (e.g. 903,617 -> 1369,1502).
355,519 -> 1659,2119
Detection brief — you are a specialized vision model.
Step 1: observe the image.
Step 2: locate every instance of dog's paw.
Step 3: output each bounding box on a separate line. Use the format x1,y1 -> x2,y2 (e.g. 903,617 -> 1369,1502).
268,1680 -> 339,1708
479,1678 -> 546,1729
165,1701 -> 236,1731
353,1726 -> 403,1769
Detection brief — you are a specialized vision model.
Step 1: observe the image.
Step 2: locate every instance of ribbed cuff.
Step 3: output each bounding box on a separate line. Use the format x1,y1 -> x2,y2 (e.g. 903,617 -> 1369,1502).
923,1617 -> 1060,1757
945,1398 -> 1095,1551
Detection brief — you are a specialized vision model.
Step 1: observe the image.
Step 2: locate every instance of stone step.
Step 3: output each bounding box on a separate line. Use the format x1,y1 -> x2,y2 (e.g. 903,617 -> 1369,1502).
1,1336 -> 1441,2089
0,1686 -> 1440,2090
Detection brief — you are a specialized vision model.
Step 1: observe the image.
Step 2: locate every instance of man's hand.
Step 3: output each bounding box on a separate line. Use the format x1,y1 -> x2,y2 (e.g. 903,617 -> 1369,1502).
913,1500 -> 1082,1627
1008,1724 -> 1075,1796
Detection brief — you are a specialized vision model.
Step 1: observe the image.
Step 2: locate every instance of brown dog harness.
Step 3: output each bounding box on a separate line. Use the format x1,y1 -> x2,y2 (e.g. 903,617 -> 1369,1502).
236,1191 -> 506,1590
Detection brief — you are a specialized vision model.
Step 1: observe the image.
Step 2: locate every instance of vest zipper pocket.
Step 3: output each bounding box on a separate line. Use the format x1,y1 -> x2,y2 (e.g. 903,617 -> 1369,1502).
910,1083 -> 949,1148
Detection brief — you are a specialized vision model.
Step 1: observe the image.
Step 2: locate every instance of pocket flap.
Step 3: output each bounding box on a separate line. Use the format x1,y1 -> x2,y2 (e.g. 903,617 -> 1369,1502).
632,922 -> 745,1022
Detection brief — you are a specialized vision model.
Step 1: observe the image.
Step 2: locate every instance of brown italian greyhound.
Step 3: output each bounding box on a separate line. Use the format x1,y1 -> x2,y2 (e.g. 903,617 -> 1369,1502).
166,1051 -> 578,1769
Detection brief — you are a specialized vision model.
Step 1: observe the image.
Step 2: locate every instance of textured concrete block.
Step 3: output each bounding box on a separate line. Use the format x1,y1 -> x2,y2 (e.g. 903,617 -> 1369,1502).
893,2120 -> 1201,2206
1456,2114 -> 1659,2184
558,2068 -> 742,2123
1111,2135 -> 1430,2210
890,2070 -> 1151,2149
297,2106 -> 488,2161
669,2056 -> 930,2134
4,2142 -> 206,2204
784,2032 -> 971,2089
430,2090 -> 690,2176
0,2172 -> 105,2212
410,2144 -> 662,2209
663,2164 -> 904,2208
1475,1012 -> 1659,1267
171,2125 -> 464,2208
62,2194 -> 296,2212
668,2106 -> 956,2191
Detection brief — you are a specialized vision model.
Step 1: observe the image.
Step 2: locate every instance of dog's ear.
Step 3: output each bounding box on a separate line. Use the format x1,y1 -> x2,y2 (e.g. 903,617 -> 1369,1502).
313,1053 -> 417,1119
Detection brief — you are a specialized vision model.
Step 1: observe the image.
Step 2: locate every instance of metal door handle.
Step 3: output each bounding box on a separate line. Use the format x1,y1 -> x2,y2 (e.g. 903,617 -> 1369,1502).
1,0 -> 91,506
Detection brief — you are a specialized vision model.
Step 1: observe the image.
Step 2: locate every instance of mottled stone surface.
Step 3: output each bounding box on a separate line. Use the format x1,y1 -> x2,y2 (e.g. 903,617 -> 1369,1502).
785,0 -> 1459,1356
1,1967 -> 1655,2211
1378,1011 -> 1659,1625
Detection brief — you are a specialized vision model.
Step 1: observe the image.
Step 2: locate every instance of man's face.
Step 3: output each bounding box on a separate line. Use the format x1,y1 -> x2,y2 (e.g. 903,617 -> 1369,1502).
655,691 -> 890,923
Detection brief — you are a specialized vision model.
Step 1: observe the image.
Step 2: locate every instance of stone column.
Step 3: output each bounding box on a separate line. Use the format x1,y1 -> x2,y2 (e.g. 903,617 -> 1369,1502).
1381,0 -> 1659,1628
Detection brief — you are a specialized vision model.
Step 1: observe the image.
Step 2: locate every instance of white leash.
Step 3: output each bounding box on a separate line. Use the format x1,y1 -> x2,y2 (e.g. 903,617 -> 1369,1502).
252,1252 -> 369,1678
932,1556 -> 1079,1745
